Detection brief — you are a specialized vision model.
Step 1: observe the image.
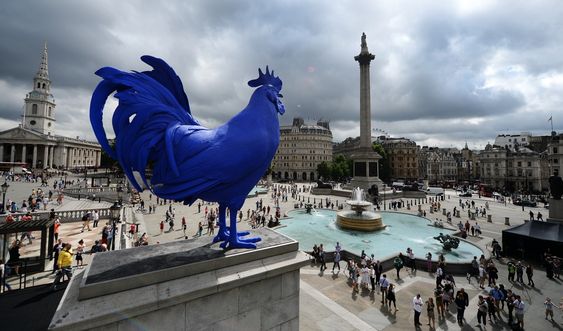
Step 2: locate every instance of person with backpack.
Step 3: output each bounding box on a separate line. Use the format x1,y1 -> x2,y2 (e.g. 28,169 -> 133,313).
507,260 -> 516,281
393,254 -> 404,279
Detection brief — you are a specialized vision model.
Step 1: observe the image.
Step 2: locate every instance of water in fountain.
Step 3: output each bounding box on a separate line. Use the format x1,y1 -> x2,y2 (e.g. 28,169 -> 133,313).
338,187 -> 384,231
351,187 -> 364,202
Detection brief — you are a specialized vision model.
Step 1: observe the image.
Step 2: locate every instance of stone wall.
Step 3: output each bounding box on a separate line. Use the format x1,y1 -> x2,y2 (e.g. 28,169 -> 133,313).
49,228 -> 308,331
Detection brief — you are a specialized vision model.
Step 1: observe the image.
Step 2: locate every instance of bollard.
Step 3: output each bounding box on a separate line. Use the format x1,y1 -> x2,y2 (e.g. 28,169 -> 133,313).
504,217 -> 510,225
487,215 -> 492,223
442,208 -> 447,216
455,210 -> 460,218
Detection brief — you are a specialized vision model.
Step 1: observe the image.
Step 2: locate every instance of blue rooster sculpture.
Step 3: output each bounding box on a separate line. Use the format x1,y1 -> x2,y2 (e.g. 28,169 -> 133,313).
90,56 -> 284,249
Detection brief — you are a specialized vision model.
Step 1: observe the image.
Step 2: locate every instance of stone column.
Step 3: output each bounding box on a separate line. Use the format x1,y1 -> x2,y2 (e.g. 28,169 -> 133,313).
43,145 -> 49,168
32,145 -> 37,168
0,144 -> 4,162
21,145 -> 27,163
354,33 -> 375,150
49,146 -> 55,168
10,144 -> 16,163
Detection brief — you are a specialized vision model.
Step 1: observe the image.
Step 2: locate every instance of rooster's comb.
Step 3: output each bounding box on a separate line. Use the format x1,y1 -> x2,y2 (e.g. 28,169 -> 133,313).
248,66 -> 282,91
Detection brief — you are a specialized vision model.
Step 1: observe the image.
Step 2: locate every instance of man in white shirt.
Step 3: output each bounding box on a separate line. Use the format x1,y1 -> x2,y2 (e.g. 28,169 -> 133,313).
412,293 -> 423,327
513,295 -> 525,329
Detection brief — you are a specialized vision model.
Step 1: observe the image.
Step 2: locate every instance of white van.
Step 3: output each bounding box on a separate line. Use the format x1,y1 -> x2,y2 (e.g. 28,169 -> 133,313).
426,187 -> 444,196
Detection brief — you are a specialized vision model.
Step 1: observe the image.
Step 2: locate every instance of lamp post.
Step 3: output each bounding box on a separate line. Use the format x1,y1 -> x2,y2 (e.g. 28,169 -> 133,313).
1,181 -> 9,214
109,201 -> 121,251
117,185 -> 123,206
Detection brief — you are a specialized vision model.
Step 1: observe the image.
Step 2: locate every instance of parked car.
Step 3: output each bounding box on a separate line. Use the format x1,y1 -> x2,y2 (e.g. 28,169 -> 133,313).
513,199 -> 537,207
459,192 -> 472,197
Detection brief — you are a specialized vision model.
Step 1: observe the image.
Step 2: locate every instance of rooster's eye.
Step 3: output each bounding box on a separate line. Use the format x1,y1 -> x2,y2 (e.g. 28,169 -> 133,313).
278,93 -> 283,98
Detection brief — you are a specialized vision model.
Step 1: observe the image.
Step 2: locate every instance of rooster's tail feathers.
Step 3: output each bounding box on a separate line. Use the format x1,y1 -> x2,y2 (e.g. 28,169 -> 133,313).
89,58 -> 198,192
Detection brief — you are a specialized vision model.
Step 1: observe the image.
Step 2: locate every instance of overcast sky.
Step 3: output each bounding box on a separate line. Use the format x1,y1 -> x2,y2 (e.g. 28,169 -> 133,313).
0,0 -> 562,150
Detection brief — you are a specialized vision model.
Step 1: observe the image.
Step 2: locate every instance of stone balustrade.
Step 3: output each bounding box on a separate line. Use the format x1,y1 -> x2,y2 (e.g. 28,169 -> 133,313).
0,207 -> 113,224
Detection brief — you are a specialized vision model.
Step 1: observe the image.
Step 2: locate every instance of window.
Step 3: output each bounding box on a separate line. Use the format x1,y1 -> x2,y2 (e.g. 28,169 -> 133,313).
522,138 -> 525,141
37,82 -> 40,88
48,107 -> 52,117
42,83 -> 46,89
30,120 -> 36,126
527,161 -> 531,167
554,147 -> 558,154
517,161 -> 522,167
32,104 -> 38,115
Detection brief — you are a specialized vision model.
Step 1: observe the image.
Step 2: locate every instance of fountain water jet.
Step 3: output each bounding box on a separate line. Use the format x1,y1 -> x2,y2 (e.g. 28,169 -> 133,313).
337,187 -> 386,231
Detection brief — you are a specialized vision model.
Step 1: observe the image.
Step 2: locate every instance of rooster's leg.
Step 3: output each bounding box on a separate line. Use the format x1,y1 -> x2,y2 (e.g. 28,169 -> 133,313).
212,204 -> 229,243
220,207 -> 261,249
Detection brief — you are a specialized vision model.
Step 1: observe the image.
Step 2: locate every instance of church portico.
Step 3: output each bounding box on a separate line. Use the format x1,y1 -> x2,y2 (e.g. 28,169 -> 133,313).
0,44 -> 101,170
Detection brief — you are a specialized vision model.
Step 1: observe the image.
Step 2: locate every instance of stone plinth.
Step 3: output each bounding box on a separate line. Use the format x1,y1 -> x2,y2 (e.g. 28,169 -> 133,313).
548,198 -> 563,223
49,228 -> 309,331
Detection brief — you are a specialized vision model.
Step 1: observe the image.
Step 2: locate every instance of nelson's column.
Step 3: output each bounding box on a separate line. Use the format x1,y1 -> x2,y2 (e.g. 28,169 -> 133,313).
349,33 -> 383,191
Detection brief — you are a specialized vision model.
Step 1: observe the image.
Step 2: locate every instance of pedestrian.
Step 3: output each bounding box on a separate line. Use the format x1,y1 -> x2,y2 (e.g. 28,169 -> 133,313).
544,297 -> 556,321
54,217 -> 61,241
369,264 -> 376,291
434,287 -> 445,318
513,295 -> 525,329
81,213 -> 91,232
479,264 -> 486,289
380,274 -> 389,303
52,239 -> 63,274
318,244 -> 326,272
525,264 -> 534,287
393,255 -> 403,279
332,249 -> 341,273
93,210 -> 99,227
529,210 -> 534,221
454,288 -> 469,325
516,261 -> 524,283
412,293 -> 424,327
374,260 -> 383,285
387,284 -> 397,311
425,297 -> 435,328
476,295 -> 488,327
182,217 -> 187,236
507,260 -> 516,281
159,220 -> 164,235
52,243 -> 73,290
0,259 -> 12,291
425,252 -> 432,273
75,239 -> 84,268
506,290 -> 515,325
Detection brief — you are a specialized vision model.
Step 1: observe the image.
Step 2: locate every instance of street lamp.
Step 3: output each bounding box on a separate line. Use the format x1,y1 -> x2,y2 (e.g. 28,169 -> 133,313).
1,181 -> 9,214
117,185 -> 123,206
109,201 -> 121,250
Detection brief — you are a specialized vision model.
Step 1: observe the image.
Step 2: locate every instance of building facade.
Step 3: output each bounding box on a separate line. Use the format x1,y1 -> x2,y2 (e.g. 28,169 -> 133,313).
379,137 -> 419,181
271,118 -> 332,181
0,44 -> 101,169
479,144 -> 548,192
418,147 -> 458,184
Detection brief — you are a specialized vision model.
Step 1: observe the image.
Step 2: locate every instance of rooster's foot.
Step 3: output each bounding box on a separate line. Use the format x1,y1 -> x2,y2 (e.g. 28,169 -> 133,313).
220,237 -> 261,250
212,231 -> 229,243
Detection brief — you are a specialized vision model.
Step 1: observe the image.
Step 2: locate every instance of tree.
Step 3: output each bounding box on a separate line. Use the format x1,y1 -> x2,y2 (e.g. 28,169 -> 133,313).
317,161 -> 331,180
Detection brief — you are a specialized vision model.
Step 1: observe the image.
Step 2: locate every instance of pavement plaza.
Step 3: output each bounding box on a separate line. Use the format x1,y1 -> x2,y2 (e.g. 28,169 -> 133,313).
3,177 -> 562,330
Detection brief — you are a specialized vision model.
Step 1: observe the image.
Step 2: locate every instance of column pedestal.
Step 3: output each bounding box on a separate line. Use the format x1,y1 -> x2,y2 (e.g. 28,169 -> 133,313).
49,228 -> 308,331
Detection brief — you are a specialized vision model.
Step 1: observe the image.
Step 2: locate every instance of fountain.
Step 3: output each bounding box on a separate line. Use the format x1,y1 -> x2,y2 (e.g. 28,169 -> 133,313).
336,187 -> 386,231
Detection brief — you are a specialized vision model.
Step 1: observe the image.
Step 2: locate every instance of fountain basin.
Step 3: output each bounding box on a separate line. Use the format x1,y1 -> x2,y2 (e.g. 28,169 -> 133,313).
336,210 -> 386,231
277,210 -> 483,262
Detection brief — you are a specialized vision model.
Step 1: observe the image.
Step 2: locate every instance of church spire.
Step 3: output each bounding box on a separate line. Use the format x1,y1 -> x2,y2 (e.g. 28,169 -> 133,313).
35,42 -> 49,80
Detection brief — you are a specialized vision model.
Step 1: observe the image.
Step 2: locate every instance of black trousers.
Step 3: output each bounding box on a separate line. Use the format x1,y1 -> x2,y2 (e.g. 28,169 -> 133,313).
477,310 -> 487,325
414,310 -> 421,325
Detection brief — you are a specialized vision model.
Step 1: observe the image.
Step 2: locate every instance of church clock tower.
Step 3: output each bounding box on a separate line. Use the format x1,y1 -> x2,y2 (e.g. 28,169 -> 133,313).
23,43 -> 56,135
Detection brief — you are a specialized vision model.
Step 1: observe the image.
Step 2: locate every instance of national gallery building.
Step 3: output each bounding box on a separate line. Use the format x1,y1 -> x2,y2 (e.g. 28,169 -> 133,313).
0,44 -> 101,170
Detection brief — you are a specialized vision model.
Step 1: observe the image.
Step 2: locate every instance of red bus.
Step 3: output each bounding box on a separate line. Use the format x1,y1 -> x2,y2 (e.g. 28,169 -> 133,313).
479,184 -> 494,198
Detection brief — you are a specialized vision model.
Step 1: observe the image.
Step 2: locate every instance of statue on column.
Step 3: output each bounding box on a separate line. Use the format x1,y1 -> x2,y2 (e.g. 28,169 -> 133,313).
549,169 -> 563,200
361,32 -> 367,51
